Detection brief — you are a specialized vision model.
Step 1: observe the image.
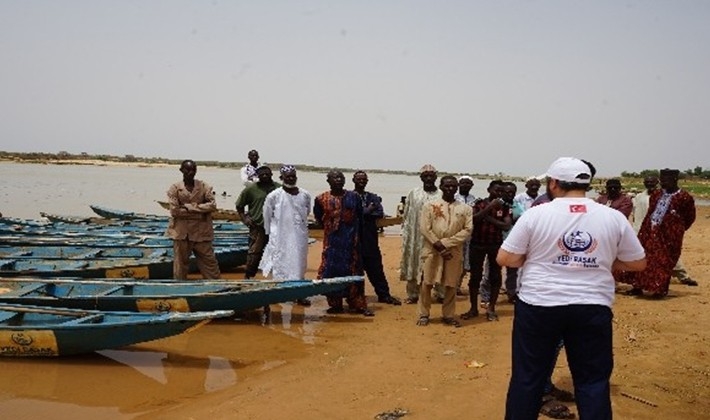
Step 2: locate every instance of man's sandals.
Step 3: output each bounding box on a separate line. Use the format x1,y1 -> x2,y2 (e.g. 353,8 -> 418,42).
681,278 -> 699,286
417,316 -> 461,328
378,296 -> 402,305
540,385 -> 576,419
442,317 -> 462,328
540,396 -> 575,419
460,309 -> 479,320
540,394 -> 575,419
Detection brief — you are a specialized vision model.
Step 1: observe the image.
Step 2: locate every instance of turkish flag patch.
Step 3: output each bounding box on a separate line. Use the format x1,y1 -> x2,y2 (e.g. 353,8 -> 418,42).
569,205 -> 587,213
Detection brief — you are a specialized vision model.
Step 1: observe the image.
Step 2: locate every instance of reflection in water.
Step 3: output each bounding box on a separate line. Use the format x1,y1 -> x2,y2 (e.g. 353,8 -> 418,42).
205,356 -> 238,392
271,295 -> 327,345
0,313 -> 321,419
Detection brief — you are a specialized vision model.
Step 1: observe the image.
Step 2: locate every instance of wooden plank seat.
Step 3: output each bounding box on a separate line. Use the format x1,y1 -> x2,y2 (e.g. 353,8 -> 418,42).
0,311 -> 21,323
95,285 -> 125,296
78,249 -> 105,259
61,314 -> 105,325
6,251 -> 34,257
1,283 -> 47,297
0,260 -> 16,270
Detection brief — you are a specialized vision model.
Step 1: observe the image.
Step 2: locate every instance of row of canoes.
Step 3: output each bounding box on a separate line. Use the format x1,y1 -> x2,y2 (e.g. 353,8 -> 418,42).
153,201 -> 404,229
0,207 -> 362,357
4,202 -> 403,229
0,245 -> 247,278
0,276 -> 362,356
0,206 -> 251,278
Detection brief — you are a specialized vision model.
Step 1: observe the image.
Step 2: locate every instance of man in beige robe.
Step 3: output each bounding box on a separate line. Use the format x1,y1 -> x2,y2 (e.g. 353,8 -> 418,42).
166,159 -> 221,279
400,164 -> 442,303
417,175 -> 473,327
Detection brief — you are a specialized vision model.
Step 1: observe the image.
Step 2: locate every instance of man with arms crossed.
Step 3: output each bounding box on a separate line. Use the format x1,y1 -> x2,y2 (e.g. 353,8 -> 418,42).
497,157 -> 646,420
166,159 -> 221,279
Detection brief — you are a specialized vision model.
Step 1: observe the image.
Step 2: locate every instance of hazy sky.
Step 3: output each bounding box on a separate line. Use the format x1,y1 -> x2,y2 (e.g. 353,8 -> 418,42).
1,1 -> 708,177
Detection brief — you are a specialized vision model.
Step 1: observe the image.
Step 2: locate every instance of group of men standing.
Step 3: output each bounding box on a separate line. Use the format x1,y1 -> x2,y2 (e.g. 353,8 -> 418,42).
165,154 -> 698,419
234,151 -> 401,315
396,159 -> 698,419
399,165 -> 534,325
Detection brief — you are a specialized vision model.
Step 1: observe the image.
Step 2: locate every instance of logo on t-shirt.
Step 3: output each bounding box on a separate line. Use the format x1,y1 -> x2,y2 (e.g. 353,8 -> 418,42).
569,204 -> 587,213
554,230 -> 599,268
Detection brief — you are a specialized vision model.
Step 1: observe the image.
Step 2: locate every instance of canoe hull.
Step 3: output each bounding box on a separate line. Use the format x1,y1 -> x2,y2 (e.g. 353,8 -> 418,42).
0,277 -> 361,313
0,304 -> 231,357
156,201 -> 241,221
0,247 -> 247,279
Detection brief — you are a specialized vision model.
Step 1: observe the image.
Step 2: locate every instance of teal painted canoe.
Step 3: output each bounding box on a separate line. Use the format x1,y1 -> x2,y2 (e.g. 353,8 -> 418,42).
0,303 -> 232,357
0,245 -> 248,278
0,276 -> 362,313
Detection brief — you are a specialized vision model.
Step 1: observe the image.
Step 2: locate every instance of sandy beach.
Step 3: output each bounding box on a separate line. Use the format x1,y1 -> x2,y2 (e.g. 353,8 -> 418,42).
124,206 -> 710,420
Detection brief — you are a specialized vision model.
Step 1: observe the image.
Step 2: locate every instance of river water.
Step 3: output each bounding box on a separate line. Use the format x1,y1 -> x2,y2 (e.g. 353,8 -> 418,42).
0,161 -> 509,220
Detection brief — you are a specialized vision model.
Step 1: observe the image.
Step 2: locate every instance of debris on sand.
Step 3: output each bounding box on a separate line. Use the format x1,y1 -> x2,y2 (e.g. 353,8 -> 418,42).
375,407 -> 409,420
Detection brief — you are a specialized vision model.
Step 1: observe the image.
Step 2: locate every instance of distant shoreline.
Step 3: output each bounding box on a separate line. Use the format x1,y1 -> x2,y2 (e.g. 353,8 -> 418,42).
2,154 -> 709,199
1,159 -> 174,168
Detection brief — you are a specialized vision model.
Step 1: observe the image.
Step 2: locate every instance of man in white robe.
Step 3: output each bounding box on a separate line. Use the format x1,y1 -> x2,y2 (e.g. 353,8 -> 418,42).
400,164 -> 442,303
259,166 -> 312,285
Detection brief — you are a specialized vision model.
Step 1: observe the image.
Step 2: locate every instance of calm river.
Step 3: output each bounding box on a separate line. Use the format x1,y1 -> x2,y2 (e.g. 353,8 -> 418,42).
0,161 -> 514,220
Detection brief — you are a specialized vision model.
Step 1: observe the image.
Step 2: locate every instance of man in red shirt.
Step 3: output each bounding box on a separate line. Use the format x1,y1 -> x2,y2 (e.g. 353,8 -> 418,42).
595,179 -> 633,218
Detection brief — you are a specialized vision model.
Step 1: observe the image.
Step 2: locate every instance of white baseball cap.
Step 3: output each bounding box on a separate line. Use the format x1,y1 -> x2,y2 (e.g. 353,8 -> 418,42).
544,157 -> 592,184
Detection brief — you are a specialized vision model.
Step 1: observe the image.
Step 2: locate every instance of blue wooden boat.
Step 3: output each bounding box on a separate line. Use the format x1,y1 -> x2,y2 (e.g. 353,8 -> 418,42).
0,245 -> 248,278
0,245 -> 168,259
0,303 -> 232,357
0,217 -> 52,227
90,204 -> 167,221
0,276 -> 362,313
0,234 -> 249,248
39,212 -> 93,224
156,200 -> 242,222
0,244 -> 245,259
157,200 -> 402,228
1,217 -> 248,236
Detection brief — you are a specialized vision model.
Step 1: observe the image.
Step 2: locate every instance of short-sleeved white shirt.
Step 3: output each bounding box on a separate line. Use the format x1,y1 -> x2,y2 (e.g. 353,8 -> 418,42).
514,192 -> 537,211
500,197 -> 645,308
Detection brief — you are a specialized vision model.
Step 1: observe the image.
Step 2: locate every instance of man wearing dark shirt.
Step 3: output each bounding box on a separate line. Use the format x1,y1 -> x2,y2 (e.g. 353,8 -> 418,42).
353,171 -> 401,305
461,180 -> 512,321
236,166 -> 280,280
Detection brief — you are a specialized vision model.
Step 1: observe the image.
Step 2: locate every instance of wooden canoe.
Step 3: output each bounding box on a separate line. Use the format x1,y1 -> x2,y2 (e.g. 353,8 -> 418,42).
0,245 -> 248,278
0,303 -> 231,357
156,200 -> 401,228
39,212 -> 93,224
156,200 -> 242,221
0,218 -> 247,237
0,233 -> 248,248
90,204 -> 167,221
0,276 -> 362,313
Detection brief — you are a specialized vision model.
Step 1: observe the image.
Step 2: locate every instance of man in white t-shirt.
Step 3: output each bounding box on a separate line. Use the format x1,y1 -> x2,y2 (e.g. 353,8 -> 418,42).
513,177 -> 541,211
240,149 -> 260,185
497,157 -> 646,420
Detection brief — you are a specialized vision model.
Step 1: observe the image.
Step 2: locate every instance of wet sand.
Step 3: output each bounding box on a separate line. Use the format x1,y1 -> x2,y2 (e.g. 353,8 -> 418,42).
2,208 -> 709,419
